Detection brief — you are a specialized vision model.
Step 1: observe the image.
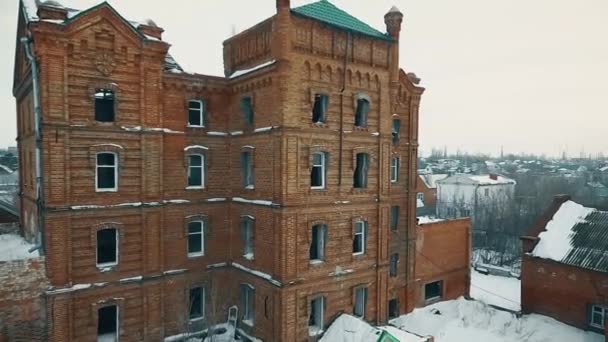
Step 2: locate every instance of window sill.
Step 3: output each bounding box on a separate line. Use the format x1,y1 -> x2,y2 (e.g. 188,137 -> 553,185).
244,185 -> 255,190
97,264 -> 117,272
242,319 -> 254,327
186,186 -> 205,190
186,125 -> 206,129
352,252 -> 365,257
310,186 -> 326,191
96,189 -> 118,193
188,253 -> 205,258
309,259 -> 324,265
243,253 -> 255,261
308,327 -> 324,337
425,296 -> 442,305
189,316 -> 205,322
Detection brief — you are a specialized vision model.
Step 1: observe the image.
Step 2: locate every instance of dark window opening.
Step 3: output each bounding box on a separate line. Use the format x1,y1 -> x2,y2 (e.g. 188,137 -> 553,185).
241,217 -> 254,259
354,98 -> 369,127
189,287 -> 204,320
264,296 -> 270,319
241,151 -> 254,188
241,97 -> 254,126
97,305 -> 118,341
188,100 -> 204,127
353,221 -> 367,255
188,221 -> 204,256
97,228 -> 117,266
390,253 -> 399,277
309,224 -> 327,261
353,153 -> 369,188
240,284 -> 255,324
187,154 -> 204,187
95,89 -> 115,122
96,153 -> 117,191
388,299 -> 399,319
312,94 -> 328,123
425,281 -> 442,301
354,287 -> 367,318
392,119 -> 401,144
311,152 -> 326,189
390,206 -> 399,231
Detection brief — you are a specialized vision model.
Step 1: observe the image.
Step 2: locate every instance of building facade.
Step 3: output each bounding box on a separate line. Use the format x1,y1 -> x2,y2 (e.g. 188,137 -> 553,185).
13,0 -> 424,341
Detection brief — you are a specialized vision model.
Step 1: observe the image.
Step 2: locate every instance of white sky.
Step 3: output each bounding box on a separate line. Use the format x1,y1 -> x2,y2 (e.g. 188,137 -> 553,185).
1,0 -> 607,157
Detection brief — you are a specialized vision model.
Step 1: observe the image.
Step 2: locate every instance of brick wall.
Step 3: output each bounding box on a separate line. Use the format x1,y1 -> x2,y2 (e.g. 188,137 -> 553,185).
0,257 -> 49,342
414,218 -> 471,308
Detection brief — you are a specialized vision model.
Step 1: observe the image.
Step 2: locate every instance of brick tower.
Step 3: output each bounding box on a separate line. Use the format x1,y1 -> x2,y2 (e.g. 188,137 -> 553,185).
13,0 -> 424,340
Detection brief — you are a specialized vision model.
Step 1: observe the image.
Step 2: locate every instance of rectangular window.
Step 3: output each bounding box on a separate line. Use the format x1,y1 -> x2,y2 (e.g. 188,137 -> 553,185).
189,287 -> 205,321
425,281 -> 443,301
416,193 -> 425,201
241,151 -> 254,188
187,154 -> 205,188
354,98 -> 369,128
187,221 -> 204,257
354,287 -> 367,318
309,296 -> 325,336
390,206 -> 399,231
95,89 -> 115,122
390,157 -> 399,183
241,217 -> 254,259
312,94 -> 329,123
388,299 -> 399,319
311,152 -> 327,189
353,220 -> 367,255
309,224 -> 327,262
240,97 -> 254,126
392,119 -> 401,144
188,100 -> 205,127
390,253 -> 399,277
96,153 -> 117,192
240,284 -> 255,326
97,305 -> 118,342
97,229 -> 117,267
353,153 -> 369,189
590,305 -> 606,328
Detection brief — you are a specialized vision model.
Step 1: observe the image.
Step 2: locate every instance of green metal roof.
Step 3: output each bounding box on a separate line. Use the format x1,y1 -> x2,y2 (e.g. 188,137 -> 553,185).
292,0 -> 392,41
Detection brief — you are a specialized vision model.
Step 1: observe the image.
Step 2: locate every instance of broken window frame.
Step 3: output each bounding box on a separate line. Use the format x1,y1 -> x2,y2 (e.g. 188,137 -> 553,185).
309,224 -> 327,263
312,94 -> 329,124
97,305 -> 119,342
353,153 -> 369,189
352,220 -> 368,255
311,152 -> 327,190
96,152 -> 118,192
95,88 -> 115,123
187,154 -> 205,189
187,221 -> 205,258
392,119 -> 401,144
189,287 -> 205,321
187,100 -> 205,127
96,228 -> 118,268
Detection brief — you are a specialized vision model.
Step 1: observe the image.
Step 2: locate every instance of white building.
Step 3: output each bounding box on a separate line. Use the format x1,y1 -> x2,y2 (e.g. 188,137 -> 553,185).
436,174 -> 516,220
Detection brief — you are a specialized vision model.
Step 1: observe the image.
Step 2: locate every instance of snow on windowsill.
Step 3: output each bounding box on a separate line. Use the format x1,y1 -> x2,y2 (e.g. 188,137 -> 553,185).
163,199 -> 191,204
119,275 -> 143,283
207,198 -> 227,202
207,131 -> 228,136
229,60 -> 277,79
46,283 -> 93,295
0,234 -> 37,262
310,260 -> 324,265
244,185 -> 255,190
309,327 -> 324,337
241,319 -> 254,327
243,253 -> 255,261
230,131 -> 243,136
185,186 -> 205,190
253,126 -> 280,133
232,197 -> 279,207
232,262 -> 282,287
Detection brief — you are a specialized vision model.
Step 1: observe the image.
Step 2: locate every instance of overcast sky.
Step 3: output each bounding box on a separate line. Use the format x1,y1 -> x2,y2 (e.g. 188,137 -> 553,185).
1,0 -> 607,157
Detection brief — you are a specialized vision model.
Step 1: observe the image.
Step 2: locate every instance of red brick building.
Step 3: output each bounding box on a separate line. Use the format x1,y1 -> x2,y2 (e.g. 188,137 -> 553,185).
12,0 -> 429,340
521,195 -> 608,338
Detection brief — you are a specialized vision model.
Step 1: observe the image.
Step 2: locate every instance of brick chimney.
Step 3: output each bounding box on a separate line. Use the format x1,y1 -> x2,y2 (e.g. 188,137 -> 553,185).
384,6 -> 404,40
37,1 -> 68,21
138,19 -> 164,40
489,174 -> 498,181
277,0 -> 290,12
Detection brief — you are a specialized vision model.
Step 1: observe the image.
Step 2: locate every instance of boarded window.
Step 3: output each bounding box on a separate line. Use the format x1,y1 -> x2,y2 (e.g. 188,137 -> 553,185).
425,281 -> 442,301
241,151 -> 254,188
188,221 -> 204,257
309,224 -> 327,262
353,153 -> 369,188
241,217 -> 255,259
97,305 -> 118,342
96,153 -> 117,191
241,97 -> 254,125
353,287 -> 367,318
392,119 -> 401,144
189,287 -> 205,320
390,206 -> 399,231
390,253 -> 399,277
187,154 -> 205,188
188,100 -> 205,127
240,284 -> 255,325
311,152 -> 327,189
95,89 -> 115,122
353,220 -> 368,255
354,98 -> 369,127
312,94 -> 329,123
96,228 -> 117,267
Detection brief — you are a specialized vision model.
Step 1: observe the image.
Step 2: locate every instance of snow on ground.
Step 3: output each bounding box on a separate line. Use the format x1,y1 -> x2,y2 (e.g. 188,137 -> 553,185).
320,314 -> 427,342
0,234 -> 36,262
470,269 -> 521,311
392,297 -> 603,342
532,200 -> 595,262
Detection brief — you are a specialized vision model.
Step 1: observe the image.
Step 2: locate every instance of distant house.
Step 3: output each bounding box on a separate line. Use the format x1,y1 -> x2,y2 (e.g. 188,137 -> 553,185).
416,174 -> 448,216
521,196 -> 608,337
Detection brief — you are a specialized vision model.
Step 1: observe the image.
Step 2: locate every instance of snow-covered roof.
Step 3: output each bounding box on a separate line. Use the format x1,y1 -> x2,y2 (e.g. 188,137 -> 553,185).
532,200 -> 608,273
418,174 -> 448,189
600,166 -> 608,172
417,216 -> 445,225
0,234 -> 37,262
320,313 -> 427,342
438,174 -> 516,186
